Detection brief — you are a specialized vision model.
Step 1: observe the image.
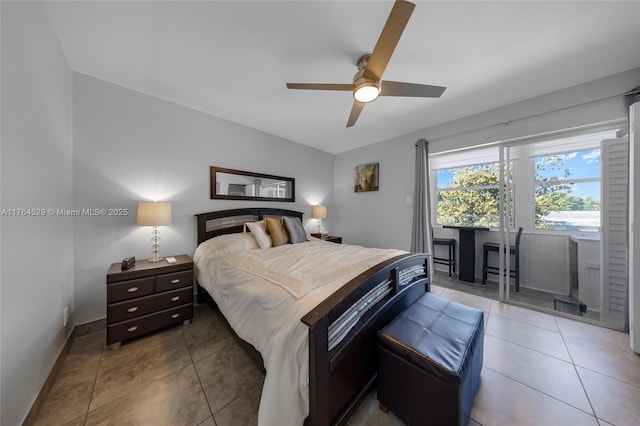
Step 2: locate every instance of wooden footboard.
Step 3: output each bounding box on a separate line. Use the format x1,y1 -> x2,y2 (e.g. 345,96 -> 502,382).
302,253 -> 430,426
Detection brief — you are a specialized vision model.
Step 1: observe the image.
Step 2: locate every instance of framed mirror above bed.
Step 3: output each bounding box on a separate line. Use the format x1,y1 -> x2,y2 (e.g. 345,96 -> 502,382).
210,166 -> 295,202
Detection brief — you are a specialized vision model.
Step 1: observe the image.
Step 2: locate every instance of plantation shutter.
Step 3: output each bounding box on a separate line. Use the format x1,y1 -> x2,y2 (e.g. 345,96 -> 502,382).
600,135 -> 629,326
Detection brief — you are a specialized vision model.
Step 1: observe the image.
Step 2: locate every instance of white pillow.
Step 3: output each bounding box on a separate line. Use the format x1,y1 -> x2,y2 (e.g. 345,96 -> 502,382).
194,233 -> 258,264
206,233 -> 258,254
245,220 -> 272,249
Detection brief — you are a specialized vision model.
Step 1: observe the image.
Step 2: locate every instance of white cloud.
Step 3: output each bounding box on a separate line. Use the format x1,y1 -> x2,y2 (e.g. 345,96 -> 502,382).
582,150 -> 601,164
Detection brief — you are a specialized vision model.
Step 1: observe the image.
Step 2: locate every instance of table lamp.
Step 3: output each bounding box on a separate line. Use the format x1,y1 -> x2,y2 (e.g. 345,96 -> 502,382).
136,201 -> 172,262
312,205 -> 328,236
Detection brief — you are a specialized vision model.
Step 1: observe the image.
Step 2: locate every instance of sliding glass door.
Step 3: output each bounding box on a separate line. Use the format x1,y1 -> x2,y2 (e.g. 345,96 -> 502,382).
430,124 -> 629,330
498,128 -> 629,330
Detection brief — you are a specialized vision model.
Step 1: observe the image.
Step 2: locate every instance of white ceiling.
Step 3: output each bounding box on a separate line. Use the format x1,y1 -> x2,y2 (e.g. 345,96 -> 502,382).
43,1 -> 640,154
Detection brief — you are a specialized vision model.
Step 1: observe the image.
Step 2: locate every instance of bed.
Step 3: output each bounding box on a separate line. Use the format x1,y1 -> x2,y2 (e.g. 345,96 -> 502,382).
194,208 -> 430,426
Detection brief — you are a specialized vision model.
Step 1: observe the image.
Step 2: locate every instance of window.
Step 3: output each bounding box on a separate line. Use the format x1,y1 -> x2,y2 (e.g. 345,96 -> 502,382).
431,144 -> 515,228
435,162 -> 503,227
534,148 -> 602,231
526,129 -> 617,232
430,128 -> 619,232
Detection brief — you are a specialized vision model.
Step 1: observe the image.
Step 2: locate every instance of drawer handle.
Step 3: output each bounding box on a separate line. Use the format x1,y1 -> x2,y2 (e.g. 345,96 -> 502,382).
127,326 -> 138,332
127,287 -> 138,293
127,306 -> 139,313
171,279 -> 181,284
171,296 -> 180,302
171,313 -> 180,319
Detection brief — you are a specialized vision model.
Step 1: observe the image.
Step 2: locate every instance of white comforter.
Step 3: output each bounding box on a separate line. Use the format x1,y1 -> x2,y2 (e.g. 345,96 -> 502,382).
194,237 -> 405,426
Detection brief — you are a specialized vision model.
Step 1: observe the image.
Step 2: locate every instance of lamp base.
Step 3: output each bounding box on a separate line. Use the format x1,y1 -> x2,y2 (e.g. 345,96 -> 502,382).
148,226 -> 164,262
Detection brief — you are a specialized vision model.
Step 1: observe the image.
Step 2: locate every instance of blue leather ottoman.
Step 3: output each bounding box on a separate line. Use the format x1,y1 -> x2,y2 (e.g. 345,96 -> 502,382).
377,292 -> 484,426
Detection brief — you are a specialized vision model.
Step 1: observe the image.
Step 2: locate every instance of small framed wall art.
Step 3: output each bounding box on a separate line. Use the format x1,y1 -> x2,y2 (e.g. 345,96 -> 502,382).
354,162 -> 379,192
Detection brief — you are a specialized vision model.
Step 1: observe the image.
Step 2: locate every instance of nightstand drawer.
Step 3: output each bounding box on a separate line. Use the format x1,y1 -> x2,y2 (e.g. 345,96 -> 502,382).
107,277 -> 155,303
107,304 -> 192,345
156,270 -> 193,292
107,287 -> 193,324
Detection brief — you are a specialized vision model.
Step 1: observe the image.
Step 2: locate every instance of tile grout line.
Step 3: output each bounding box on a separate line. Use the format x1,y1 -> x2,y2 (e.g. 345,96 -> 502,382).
484,331 -> 572,365
80,339 -> 106,425
554,315 -> 600,422
66,329 -> 107,426
488,310 -> 560,332
482,364 -> 598,419
557,331 -> 640,389
182,309 -> 262,424
481,307 -> 573,364
181,319 -> 217,425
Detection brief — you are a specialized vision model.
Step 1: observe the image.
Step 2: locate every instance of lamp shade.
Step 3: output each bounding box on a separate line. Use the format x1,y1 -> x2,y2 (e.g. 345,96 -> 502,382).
136,201 -> 172,226
312,205 -> 327,219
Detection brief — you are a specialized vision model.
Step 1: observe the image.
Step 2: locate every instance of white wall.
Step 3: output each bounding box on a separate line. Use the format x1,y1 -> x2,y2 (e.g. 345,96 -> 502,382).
1,3 -> 74,425
72,74 -> 335,324
334,68 -> 640,289
425,68 -> 640,155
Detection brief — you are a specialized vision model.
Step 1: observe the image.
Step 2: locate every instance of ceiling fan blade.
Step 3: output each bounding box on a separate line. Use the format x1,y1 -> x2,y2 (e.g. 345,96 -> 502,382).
347,101 -> 365,127
366,0 -> 415,80
286,83 -> 353,91
380,81 -> 446,98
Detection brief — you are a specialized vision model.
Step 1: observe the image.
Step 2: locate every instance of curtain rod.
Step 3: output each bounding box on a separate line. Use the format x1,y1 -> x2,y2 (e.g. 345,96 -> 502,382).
427,89 -> 637,144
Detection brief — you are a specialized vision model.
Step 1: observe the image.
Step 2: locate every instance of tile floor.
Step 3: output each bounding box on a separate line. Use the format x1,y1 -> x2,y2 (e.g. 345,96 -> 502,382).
33,284 -> 640,426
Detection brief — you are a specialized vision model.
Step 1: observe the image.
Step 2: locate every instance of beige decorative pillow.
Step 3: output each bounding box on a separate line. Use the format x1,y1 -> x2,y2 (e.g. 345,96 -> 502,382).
245,220 -> 272,249
265,217 -> 290,247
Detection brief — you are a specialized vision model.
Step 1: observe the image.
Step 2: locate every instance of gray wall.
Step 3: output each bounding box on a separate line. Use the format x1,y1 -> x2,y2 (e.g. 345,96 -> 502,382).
1,3 -> 74,425
334,130 -> 423,250
72,74 -> 335,325
1,6 -> 334,422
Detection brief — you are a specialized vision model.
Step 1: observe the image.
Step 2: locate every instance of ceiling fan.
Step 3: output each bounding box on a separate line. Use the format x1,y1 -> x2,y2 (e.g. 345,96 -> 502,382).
286,0 -> 446,128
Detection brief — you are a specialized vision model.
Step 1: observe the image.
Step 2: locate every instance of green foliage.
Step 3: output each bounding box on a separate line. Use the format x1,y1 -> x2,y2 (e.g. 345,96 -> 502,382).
437,164 -> 501,227
437,154 -> 600,229
533,155 -> 599,227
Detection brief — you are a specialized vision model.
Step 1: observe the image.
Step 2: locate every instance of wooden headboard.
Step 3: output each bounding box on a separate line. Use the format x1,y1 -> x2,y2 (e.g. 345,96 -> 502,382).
195,207 -> 304,245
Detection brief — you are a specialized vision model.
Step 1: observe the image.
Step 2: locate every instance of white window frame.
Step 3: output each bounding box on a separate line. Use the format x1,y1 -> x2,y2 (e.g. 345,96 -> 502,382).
430,146 -> 513,229
429,126 -> 621,233
525,130 -> 617,233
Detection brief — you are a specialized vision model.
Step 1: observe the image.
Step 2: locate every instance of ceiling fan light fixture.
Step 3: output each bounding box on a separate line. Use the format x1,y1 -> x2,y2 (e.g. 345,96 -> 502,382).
353,80 -> 381,103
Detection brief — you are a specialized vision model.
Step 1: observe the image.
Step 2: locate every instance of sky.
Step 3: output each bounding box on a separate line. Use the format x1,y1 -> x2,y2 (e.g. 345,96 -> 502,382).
535,148 -> 601,200
435,128 -> 621,204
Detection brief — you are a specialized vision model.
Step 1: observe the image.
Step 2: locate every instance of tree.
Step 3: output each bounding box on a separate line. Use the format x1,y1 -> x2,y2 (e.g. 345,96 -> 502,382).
534,154 -> 600,228
437,164 -> 501,227
436,154 -> 600,229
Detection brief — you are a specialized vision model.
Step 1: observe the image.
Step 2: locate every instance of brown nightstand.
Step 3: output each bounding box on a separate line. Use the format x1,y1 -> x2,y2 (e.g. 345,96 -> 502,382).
106,254 -> 193,349
318,235 -> 342,244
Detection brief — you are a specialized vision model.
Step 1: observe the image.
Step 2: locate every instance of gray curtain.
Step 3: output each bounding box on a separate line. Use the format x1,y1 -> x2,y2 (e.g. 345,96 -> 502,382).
411,139 -> 434,277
